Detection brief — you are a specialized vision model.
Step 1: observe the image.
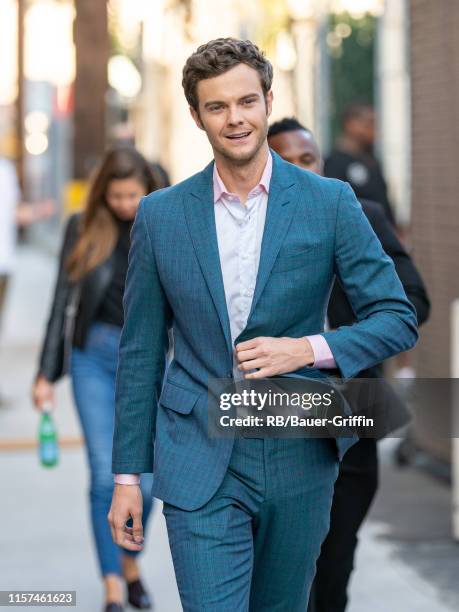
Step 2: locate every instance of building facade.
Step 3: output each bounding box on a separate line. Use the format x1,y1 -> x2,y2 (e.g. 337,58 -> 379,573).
409,0 -> 459,378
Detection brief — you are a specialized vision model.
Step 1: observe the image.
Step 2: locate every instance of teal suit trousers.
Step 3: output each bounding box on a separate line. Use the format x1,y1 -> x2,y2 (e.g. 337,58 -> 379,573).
163,437 -> 339,611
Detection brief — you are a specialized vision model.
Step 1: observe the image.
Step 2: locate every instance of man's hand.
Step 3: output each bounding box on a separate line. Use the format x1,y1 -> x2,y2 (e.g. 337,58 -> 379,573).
108,484 -> 144,551
235,336 -> 315,378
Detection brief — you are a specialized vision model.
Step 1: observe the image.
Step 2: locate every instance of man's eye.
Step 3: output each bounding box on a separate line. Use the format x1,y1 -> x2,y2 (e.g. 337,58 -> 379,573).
209,105 -> 222,112
243,99 -> 256,105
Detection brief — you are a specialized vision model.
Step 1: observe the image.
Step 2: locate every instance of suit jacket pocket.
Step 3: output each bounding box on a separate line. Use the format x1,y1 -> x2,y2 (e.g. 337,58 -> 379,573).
159,379 -> 200,415
271,244 -> 318,273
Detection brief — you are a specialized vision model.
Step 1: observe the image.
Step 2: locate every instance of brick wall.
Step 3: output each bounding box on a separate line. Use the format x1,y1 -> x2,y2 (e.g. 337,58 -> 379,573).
409,0 -> 459,376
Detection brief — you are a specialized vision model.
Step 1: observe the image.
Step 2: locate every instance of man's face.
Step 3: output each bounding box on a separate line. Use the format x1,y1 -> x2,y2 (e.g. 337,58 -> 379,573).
346,108 -> 375,150
268,129 -> 322,174
190,63 -> 273,165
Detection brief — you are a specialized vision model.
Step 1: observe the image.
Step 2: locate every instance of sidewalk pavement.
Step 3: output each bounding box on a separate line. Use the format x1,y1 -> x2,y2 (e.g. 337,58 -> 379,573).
1,244 -> 458,611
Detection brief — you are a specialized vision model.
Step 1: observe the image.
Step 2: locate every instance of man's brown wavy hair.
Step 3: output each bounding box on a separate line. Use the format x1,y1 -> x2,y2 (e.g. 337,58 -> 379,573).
182,37 -> 273,113
65,146 -> 158,283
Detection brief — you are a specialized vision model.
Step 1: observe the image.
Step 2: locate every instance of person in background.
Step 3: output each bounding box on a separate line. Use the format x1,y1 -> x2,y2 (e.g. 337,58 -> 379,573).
324,103 -> 395,226
0,155 -> 54,405
268,117 -> 430,612
31,147 -> 158,612
149,161 -> 170,190
110,121 -> 171,190
325,103 -> 418,377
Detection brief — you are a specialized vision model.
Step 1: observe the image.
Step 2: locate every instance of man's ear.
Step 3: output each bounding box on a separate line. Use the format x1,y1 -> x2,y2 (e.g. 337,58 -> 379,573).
190,106 -> 205,130
266,90 -> 274,118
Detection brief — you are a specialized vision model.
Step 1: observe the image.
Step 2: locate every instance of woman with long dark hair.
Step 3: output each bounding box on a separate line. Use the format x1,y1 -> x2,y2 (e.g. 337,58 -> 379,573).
32,147 -> 160,612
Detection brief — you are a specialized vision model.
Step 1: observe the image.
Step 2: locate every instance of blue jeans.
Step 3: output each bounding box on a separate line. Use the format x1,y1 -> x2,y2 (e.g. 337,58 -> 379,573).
70,322 -> 154,577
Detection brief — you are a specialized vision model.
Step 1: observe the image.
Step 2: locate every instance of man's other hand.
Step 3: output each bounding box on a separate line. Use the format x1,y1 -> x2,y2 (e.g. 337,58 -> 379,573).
108,484 -> 144,551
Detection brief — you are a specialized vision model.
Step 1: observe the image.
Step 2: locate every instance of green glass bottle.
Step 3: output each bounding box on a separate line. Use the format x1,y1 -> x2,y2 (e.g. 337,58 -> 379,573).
38,405 -> 59,468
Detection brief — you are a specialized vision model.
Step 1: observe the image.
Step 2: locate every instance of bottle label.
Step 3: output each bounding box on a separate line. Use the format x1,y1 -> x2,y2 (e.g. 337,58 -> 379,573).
40,441 -> 58,466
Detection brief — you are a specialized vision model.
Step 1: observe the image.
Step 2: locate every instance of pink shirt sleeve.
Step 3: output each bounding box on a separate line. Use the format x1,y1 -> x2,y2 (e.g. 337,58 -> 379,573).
114,474 -> 141,485
306,334 -> 336,369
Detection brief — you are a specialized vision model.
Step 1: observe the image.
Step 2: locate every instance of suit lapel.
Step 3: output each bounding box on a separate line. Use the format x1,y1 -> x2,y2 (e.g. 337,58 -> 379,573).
183,161 -> 233,355
242,152 -> 299,328
183,153 -> 301,352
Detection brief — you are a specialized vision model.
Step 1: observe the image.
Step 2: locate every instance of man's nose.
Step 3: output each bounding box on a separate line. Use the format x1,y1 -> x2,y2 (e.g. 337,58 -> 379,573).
227,105 -> 244,126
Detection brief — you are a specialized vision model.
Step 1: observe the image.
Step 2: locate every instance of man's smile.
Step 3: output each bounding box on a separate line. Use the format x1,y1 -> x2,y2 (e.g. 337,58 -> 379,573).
226,130 -> 252,141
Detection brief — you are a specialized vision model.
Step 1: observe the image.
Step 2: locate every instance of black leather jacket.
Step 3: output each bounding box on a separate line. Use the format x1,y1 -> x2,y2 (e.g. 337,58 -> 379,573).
38,214 -> 119,382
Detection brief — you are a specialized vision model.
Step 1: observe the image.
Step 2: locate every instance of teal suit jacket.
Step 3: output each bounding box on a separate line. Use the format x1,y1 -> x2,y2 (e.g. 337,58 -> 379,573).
112,151 -> 418,510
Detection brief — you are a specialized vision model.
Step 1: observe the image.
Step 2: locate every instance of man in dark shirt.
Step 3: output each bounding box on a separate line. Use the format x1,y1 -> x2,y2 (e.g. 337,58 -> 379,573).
324,103 -> 395,225
268,117 -> 430,612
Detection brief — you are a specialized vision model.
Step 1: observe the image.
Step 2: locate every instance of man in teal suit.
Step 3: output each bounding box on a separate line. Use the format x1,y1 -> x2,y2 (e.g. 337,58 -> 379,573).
109,38 -> 418,611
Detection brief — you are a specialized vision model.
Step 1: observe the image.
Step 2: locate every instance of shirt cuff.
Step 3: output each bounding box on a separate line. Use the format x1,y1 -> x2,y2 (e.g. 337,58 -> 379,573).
114,473 -> 140,485
306,335 -> 336,369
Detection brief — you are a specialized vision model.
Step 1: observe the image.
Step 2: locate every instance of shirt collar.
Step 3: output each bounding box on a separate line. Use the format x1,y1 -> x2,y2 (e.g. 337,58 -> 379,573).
213,152 -> 272,204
